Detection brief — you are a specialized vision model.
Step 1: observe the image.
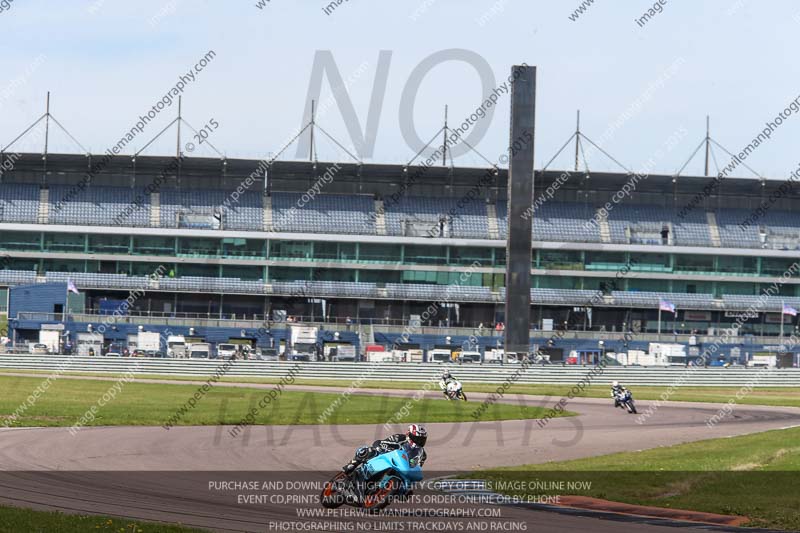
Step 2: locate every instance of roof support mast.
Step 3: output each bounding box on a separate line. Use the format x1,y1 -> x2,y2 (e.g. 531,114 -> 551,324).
574,110 -> 580,172
44,92 -> 50,159
1,92 -> 88,184
176,96 -> 182,185
176,96 -> 182,159
43,92 -> 51,184
309,100 -> 316,162
704,115 -> 710,177
442,105 -> 448,167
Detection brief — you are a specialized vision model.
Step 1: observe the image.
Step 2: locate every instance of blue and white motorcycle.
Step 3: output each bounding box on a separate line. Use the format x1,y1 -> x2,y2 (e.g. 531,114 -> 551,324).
320,445 -> 423,511
616,389 -> 637,414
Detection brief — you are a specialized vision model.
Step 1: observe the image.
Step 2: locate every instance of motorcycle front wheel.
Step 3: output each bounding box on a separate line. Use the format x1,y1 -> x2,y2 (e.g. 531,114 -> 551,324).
320,472 -> 347,509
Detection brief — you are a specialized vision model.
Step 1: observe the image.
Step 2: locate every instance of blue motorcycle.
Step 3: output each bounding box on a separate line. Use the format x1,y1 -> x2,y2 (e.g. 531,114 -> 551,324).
320,445 -> 423,511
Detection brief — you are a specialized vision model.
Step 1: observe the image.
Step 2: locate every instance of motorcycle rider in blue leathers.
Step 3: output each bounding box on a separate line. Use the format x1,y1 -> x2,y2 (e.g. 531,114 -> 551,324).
343,424 -> 428,476
611,381 -> 628,408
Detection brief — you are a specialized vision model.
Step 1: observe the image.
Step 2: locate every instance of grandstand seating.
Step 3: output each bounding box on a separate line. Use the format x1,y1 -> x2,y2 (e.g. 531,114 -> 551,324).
271,193 -> 375,234
496,201 -> 602,242
160,189 -> 263,230
0,270 -> 37,285
48,185 -> 150,227
610,290 -> 718,310
715,208 -> 762,248
384,196 -> 488,238
534,202 -> 600,242
3,269 -> 799,311
608,204 -> 712,246
0,184 -> 38,223
2,183 -> 800,251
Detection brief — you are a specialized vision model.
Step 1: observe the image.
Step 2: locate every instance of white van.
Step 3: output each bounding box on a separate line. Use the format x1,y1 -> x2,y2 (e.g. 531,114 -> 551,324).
428,349 -> 453,363
458,351 -> 482,364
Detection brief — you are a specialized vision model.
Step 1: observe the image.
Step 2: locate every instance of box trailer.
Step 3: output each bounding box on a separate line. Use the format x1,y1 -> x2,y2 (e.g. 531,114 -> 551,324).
290,325 -> 318,361
38,330 -> 61,354
332,345 -> 358,362
137,331 -> 161,352
648,343 -> 687,366
76,332 -> 103,357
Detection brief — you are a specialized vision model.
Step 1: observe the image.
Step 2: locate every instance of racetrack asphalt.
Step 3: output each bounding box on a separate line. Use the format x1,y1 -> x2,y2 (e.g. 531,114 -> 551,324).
1,376 -> 798,532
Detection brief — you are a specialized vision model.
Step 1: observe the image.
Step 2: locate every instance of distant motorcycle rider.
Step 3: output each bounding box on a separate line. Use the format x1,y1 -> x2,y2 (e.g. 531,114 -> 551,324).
439,370 -> 457,398
610,381 -> 628,408
343,424 -> 428,476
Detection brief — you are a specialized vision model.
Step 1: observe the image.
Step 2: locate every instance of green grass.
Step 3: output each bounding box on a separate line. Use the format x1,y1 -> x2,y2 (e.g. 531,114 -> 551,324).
0,375 -> 570,427
0,505 -> 208,533
3,369 -> 796,408
471,426 -> 800,530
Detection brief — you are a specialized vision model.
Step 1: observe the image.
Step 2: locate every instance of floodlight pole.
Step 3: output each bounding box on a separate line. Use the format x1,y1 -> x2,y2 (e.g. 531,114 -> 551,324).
504,65 -> 536,361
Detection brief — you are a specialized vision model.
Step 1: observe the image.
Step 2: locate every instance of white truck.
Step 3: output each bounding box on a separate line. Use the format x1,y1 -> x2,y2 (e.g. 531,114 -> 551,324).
648,343 -> 687,366
38,330 -> 61,354
137,331 -> 161,353
458,350 -> 483,364
484,349 -> 519,364
188,342 -> 211,359
216,343 -> 238,360
747,354 -> 776,368
76,332 -> 103,357
167,335 -> 187,358
612,349 -> 648,366
290,325 -> 318,361
391,348 -> 424,363
333,345 -> 358,362
484,348 -> 504,364
427,348 -> 453,363
365,349 -> 394,362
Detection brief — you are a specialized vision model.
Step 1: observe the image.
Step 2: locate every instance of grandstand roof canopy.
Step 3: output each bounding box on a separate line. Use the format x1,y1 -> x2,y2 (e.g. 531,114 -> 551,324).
2,152 -> 795,199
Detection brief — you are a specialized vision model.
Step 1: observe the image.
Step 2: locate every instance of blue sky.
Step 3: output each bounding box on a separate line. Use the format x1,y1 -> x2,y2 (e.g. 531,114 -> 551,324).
1,0 -> 799,179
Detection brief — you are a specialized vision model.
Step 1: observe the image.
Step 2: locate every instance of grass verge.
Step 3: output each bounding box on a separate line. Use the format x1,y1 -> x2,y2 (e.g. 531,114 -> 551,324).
471,426 -> 800,530
0,505 -> 208,533
1,368 -> 797,408
0,375 -> 571,427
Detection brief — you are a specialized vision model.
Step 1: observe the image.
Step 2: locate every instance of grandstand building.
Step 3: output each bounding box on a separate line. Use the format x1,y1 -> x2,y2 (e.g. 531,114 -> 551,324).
1,151 -> 800,360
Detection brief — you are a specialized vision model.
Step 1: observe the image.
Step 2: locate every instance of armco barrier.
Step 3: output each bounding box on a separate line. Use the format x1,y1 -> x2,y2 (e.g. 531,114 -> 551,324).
0,356 -> 798,387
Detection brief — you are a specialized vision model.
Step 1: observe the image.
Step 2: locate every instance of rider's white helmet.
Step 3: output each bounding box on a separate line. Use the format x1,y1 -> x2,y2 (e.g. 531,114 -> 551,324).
612,381 -> 619,387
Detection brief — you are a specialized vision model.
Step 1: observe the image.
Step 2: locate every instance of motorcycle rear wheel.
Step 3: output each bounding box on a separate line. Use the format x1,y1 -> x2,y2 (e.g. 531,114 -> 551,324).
363,475 -> 401,512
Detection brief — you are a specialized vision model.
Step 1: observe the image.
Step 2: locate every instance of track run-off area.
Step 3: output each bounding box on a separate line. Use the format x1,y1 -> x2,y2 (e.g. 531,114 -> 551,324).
1,373 -> 799,532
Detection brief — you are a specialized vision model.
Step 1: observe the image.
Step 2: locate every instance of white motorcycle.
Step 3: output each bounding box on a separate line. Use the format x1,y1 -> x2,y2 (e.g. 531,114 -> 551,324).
441,379 -> 467,402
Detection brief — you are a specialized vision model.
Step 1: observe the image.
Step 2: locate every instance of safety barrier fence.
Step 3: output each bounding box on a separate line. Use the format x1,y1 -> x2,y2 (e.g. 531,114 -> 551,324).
0,357 -> 797,386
